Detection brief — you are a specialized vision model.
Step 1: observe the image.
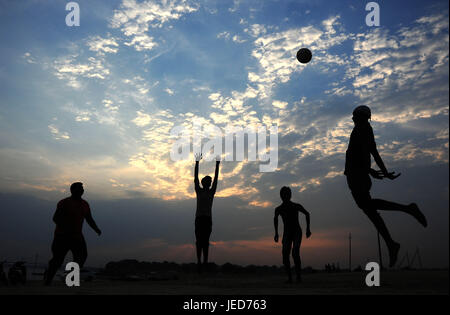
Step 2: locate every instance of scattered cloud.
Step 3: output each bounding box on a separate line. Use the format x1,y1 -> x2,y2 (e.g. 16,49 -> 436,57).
48,124 -> 70,140
132,111 -> 152,127
53,54 -> 110,89
248,16 -> 349,99
22,52 -> 36,64
232,34 -> 247,43
217,31 -> 231,40
110,0 -> 198,51
86,35 -> 120,55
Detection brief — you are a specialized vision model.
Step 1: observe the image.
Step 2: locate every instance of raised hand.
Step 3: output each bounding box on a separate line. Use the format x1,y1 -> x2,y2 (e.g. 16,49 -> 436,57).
216,155 -> 221,163
385,171 -> 401,180
195,152 -> 203,162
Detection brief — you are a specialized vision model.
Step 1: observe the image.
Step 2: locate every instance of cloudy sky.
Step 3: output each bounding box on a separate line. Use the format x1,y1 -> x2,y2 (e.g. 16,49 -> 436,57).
0,0 -> 448,269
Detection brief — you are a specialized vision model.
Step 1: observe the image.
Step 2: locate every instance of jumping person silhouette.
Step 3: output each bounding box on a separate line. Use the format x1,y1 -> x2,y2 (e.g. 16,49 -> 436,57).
274,186 -> 311,283
345,105 -> 427,267
194,153 -> 220,272
44,182 -> 101,285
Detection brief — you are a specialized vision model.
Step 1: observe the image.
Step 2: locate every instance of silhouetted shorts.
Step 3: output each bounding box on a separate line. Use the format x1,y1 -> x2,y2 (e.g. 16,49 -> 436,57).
282,229 -> 302,257
346,174 -> 372,209
51,234 -> 88,267
195,216 -> 212,244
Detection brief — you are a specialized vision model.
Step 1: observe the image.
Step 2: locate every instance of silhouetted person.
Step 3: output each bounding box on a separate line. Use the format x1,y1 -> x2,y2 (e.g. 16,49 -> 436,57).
45,182 -> 101,285
345,105 -> 427,268
194,154 -> 220,272
274,186 -> 311,283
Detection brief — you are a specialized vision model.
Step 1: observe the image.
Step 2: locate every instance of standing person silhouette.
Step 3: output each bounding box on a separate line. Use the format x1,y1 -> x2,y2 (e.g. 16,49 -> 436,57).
274,186 -> 311,283
194,153 -> 220,273
44,182 -> 101,285
345,105 -> 427,268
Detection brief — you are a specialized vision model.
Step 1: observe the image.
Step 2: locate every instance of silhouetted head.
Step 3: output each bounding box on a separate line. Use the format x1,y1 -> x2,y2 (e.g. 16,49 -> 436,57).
201,176 -> 212,189
280,186 -> 292,202
70,182 -> 84,199
352,105 -> 371,125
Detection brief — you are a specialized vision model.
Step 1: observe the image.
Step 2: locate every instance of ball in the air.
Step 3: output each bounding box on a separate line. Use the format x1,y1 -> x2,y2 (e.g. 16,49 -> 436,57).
296,48 -> 312,64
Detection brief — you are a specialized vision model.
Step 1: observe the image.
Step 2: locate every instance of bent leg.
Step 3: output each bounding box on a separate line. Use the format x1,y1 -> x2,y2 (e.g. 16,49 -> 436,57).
350,188 -> 396,247
361,207 -> 394,246
361,207 -> 400,267
373,199 -> 427,227
350,184 -> 400,267
46,236 -> 69,285
71,236 -> 88,268
373,199 -> 410,211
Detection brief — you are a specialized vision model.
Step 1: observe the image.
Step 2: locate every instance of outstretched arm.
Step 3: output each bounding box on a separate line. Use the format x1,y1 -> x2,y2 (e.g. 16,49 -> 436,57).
211,156 -> 220,193
274,209 -> 279,242
85,211 -> 101,236
299,206 -> 311,238
194,153 -> 201,191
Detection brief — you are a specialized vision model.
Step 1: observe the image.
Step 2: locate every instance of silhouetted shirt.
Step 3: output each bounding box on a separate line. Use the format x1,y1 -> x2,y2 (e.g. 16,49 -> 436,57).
344,123 -> 376,176
195,186 -> 216,218
275,201 -> 304,234
54,197 -> 91,236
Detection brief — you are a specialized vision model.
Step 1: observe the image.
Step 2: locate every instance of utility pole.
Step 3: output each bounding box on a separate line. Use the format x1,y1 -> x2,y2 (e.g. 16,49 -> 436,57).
377,232 -> 384,270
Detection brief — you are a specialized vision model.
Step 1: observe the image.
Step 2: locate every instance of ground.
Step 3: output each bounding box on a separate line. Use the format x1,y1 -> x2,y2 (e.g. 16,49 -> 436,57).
0,270 -> 447,295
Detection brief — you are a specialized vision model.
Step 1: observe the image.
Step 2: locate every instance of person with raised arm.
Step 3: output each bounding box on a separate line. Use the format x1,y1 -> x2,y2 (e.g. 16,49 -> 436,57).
194,153 -> 220,273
